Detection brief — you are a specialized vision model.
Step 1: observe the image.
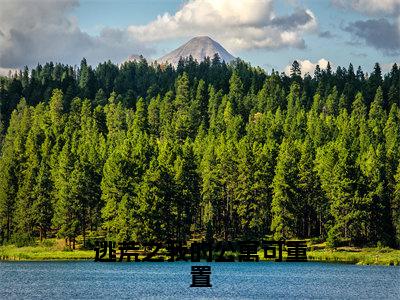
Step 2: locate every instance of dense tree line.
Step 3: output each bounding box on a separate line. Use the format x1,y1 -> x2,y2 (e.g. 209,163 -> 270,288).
0,55 -> 399,248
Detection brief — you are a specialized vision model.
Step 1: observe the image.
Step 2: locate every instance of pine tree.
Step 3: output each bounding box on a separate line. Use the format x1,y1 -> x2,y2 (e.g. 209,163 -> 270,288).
32,135 -> 53,241
173,140 -> 201,241
256,73 -> 285,113
290,60 -> 302,82
271,138 -> 301,239
228,70 -> 244,115
384,105 -> 400,245
147,95 -> 160,136
76,100 -> 106,242
368,87 -> 386,145
135,158 -> 177,242
1,54 -> 400,249
49,89 -> 64,134
173,72 -> 193,141
316,108 -> 370,246
384,104 -> 400,189
393,163 -> 400,246
79,58 -> 96,100
297,137 -> 327,238
101,131 -> 152,240
133,97 -> 147,132
52,140 -> 77,247
234,137 -> 272,238
191,79 -> 208,129
325,86 -> 338,115
94,88 -> 107,107
0,99 -> 31,242
104,95 -> 126,152
15,103 -> 46,239
200,136 -> 224,239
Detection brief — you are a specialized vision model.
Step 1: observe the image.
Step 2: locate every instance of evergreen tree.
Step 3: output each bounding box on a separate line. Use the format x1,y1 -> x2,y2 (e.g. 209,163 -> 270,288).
79,58 -> 96,100
15,103 -> 46,239
298,137 -> 327,237
191,79 -> 208,128
136,158 -> 177,242
173,72 -> 193,140
147,95 -> 160,136
393,163 -> 400,246
0,100 -> 31,242
1,55 -> 400,248
234,137 -> 272,238
271,138 -> 301,239
173,140 -> 201,241
228,70 -> 244,115
32,135 -> 53,240
52,140 -> 77,247
101,130 -> 152,240
290,60 -> 302,82
94,88 -> 107,107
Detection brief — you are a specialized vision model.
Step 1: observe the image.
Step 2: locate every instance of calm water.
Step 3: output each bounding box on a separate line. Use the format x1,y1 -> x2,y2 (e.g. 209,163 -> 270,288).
0,261 -> 399,299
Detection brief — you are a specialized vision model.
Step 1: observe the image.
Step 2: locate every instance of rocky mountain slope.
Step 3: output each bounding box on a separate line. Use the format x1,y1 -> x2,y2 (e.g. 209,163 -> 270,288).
157,36 -> 235,66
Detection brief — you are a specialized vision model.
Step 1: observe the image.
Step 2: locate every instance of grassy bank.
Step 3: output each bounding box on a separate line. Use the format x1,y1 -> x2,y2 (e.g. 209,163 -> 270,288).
1,239 -> 399,265
0,239 -> 93,260
307,247 -> 400,266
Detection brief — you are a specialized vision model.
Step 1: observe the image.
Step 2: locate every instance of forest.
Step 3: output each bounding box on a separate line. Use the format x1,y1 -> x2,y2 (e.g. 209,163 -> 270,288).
0,55 -> 399,248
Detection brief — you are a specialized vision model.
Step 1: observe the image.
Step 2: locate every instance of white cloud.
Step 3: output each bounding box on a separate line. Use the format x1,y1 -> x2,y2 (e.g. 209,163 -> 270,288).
332,0 -> 400,15
127,0 -> 318,52
0,0 -> 153,69
345,18 -> 400,56
381,62 -> 399,72
284,58 -> 330,76
0,0 -> 320,69
0,67 -> 19,77
335,1 -> 400,55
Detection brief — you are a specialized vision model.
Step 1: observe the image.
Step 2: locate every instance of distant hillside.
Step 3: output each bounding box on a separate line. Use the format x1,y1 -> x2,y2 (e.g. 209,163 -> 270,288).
157,36 -> 235,66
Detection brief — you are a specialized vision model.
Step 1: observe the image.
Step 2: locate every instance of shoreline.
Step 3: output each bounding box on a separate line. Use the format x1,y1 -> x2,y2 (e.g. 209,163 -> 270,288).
1,245 -> 399,266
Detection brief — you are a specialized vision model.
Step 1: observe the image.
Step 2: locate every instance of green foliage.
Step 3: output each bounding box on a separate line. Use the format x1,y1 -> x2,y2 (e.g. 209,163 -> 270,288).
11,233 -> 36,247
271,138 -> 301,239
0,59 -> 399,248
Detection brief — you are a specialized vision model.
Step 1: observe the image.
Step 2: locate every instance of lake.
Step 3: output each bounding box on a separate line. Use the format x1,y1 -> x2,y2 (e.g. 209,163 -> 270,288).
0,261 -> 399,299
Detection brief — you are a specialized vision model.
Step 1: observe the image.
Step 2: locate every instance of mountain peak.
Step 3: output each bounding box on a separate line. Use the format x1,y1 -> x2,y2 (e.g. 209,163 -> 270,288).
158,36 -> 235,67
189,36 -> 214,42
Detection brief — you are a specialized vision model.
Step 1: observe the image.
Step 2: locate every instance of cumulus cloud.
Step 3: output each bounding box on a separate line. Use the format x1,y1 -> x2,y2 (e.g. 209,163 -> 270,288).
381,62 -> 399,72
345,18 -> 400,55
332,0 -> 400,16
284,59 -> 330,77
127,0 -> 318,51
0,0 -> 153,69
333,0 -> 400,55
0,67 -> 19,77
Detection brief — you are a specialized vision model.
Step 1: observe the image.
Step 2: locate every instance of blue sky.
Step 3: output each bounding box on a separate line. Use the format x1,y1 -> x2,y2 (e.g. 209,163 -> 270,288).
0,0 -> 399,75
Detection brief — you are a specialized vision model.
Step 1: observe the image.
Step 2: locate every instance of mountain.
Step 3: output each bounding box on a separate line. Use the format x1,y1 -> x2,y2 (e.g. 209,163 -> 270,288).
157,36 -> 235,66
125,54 -> 154,64
126,54 -> 145,62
